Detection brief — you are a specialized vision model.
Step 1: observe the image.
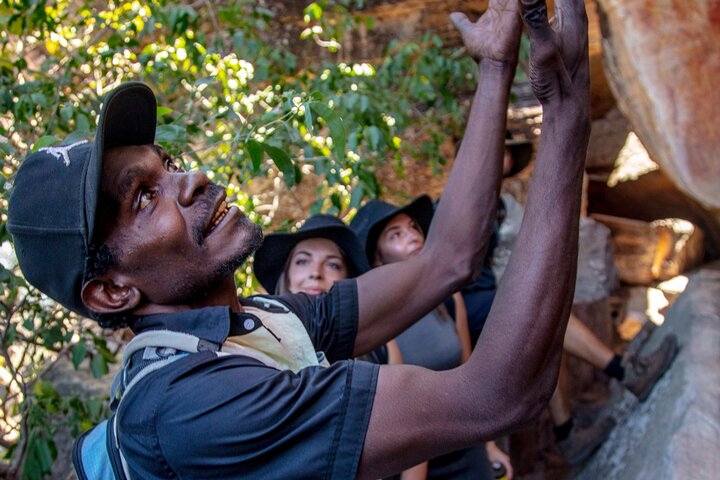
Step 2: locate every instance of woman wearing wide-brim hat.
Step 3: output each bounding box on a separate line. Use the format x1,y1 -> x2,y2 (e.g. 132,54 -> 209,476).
253,214 -> 371,296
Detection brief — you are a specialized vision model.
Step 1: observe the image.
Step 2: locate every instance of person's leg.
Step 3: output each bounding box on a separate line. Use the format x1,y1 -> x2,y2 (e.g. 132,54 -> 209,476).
563,313 -> 616,369
564,313 -> 679,401
550,369 -> 616,466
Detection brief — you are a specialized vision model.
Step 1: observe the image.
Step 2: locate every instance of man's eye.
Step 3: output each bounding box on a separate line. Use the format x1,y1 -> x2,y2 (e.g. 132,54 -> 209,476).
164,157 -> 182,172
138,190 -> 156,210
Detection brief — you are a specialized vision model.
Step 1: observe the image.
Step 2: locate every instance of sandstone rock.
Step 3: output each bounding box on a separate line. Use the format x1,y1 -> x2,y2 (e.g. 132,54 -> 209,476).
592,214 -> 705,285
597,0 -> 720,209
571,264 -> 720,479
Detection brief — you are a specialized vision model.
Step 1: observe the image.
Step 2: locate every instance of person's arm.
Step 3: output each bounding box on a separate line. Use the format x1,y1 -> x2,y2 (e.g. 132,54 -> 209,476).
452,292 -> 472,362
386,339 -> 404,365
357,1 -> 591,477
353,1 -> 520,357
400,461 -> 428,480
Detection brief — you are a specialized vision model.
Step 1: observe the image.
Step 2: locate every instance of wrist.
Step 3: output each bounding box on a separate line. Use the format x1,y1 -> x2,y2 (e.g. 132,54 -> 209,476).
477,58 -> 517,77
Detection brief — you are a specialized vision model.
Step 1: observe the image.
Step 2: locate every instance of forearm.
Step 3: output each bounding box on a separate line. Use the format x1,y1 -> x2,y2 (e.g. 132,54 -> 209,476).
466,100 -> 590,414
424,59 -> 516,290
354,61 -> 516,355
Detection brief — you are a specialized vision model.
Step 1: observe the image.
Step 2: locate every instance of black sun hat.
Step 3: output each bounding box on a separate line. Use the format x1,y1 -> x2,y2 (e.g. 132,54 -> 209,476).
253,214 -> 370,294
349,195 -> 434,263
7,82 -> 157,318
505,131 -> 533,178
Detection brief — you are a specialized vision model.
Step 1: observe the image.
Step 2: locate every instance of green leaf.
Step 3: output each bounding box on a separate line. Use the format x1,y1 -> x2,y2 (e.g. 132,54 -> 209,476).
157,106 -> 173,117
260,143 -> 295,185
90,354 -> 108,379
367,126 -> 381,151
304,105 -> 314,133
32,135 -> 60,151
310,103 -> 346,160
71,342 -> 87,369
75,113 -> 91,133
245,139 -> 264,173
304,2 -> 323,20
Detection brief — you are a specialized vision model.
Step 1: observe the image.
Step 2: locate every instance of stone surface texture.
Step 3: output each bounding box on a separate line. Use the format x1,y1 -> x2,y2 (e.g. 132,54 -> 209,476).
571,263 -> 720,479
598,0 -> 720,210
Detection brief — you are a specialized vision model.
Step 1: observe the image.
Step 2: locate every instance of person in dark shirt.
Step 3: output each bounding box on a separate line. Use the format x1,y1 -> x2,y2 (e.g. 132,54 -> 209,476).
7,1 -> 602,477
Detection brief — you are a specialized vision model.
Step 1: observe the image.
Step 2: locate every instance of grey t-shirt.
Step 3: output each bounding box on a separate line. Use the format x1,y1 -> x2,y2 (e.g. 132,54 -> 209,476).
395,308 -> 462,371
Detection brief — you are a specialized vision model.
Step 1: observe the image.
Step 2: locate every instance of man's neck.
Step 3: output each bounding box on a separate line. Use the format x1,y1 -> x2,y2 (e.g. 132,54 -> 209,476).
133,277 -> 244,315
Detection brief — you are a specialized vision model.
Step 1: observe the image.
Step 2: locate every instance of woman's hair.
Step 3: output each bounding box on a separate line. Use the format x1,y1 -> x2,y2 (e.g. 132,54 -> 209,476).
276,240 -> 354,295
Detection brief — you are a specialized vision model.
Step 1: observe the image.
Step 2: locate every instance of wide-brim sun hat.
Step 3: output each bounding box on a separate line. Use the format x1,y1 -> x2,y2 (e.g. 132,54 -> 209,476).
253,214 -> 370,294
7,82 -> 157,318
349,195 -> 434,263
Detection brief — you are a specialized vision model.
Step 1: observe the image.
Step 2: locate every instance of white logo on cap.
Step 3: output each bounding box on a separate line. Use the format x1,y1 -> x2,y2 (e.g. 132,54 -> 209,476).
40,140 -> 89,167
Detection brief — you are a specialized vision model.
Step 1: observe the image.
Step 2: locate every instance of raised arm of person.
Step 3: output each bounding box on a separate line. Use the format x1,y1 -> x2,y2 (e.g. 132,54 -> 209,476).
357,0 -> 591,478
353,0 -> 521,355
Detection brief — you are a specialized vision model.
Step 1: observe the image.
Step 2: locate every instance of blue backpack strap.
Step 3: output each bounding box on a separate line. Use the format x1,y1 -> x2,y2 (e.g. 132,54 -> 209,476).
73,332 -> 198,480
72,415 -> 127,480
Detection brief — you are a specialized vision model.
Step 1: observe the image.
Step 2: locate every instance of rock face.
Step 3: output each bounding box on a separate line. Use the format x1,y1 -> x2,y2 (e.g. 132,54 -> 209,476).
592,213 -> 705,285
571,263 -> 720,480
597,0 -> 720,209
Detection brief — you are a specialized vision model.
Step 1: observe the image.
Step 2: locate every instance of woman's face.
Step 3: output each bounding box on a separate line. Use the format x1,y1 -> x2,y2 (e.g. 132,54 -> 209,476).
286,238 -> 349,295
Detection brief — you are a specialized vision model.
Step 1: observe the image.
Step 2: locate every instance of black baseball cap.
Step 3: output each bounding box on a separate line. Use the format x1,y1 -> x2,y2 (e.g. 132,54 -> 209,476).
349,195 -> 434,263
7,82 -> 157,318
253,214 -> 370,294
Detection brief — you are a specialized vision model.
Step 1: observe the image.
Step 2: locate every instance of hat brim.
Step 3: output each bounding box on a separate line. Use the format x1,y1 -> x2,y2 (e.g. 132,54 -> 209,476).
85,82 -> 157,243
365,195 -> 434,262
505,140 -> 533,178
253,225 -> 370,294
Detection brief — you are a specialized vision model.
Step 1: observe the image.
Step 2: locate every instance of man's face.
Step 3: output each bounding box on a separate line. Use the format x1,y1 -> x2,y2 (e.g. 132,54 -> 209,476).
96,145 -> 262,306
373,212 -> 425,266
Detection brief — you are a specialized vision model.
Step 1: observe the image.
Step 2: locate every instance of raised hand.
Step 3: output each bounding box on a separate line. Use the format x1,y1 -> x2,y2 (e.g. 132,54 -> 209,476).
450,0 -> 522,65
520,0 -> 589,107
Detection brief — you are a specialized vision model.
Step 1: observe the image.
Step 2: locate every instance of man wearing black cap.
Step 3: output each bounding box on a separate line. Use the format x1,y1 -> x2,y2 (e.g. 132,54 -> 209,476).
8,1 -> 597,478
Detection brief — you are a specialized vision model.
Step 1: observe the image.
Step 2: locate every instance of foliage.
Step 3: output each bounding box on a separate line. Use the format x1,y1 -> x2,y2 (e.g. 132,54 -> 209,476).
0,0 -> 500,477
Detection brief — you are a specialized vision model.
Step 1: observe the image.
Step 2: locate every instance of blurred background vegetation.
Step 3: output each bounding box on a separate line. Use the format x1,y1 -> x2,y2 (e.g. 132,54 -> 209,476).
0,0 -> 526,477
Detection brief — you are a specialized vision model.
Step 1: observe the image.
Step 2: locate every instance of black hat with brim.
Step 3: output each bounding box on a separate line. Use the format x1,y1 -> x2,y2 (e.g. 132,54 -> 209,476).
349,195 -> 434,263
7,82 -> 157,318
253,214 -> 370,294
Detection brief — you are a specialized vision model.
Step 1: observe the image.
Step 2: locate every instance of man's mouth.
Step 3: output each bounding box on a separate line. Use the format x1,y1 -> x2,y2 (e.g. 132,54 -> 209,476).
205,201 -> 230,237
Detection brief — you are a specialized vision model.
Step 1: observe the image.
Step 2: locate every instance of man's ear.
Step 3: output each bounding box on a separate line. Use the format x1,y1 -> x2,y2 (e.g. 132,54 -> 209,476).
81,277 -> 141,314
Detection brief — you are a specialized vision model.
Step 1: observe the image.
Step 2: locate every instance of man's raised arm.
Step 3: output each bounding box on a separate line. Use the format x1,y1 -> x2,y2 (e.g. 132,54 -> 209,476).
353,1 -> 522,355
357,0 -> 591,477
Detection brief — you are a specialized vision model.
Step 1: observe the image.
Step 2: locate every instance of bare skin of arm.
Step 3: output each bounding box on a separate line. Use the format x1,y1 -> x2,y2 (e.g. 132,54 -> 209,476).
357,1 -> 591,478
353,0 -> 521,356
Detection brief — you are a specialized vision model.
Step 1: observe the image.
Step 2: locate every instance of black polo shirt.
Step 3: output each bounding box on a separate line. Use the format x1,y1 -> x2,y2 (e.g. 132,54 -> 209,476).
119,279 -> 379,479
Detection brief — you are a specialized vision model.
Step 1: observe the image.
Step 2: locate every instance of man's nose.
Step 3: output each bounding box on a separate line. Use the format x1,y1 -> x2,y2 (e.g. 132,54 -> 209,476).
178,170 -> 210,206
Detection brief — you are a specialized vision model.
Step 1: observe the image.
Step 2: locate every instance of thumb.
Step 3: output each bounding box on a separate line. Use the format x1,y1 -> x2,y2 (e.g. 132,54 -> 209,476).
519,0 -> 554,46
449,12 -> 473,35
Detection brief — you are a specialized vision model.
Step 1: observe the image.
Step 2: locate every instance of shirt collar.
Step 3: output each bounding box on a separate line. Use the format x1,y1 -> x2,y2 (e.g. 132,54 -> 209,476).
130,306 -> 233,344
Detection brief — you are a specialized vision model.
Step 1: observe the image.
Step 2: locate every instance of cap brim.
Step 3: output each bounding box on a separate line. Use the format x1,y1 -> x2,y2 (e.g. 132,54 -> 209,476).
254,226 -> 370,294
85,82 -> 157,242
